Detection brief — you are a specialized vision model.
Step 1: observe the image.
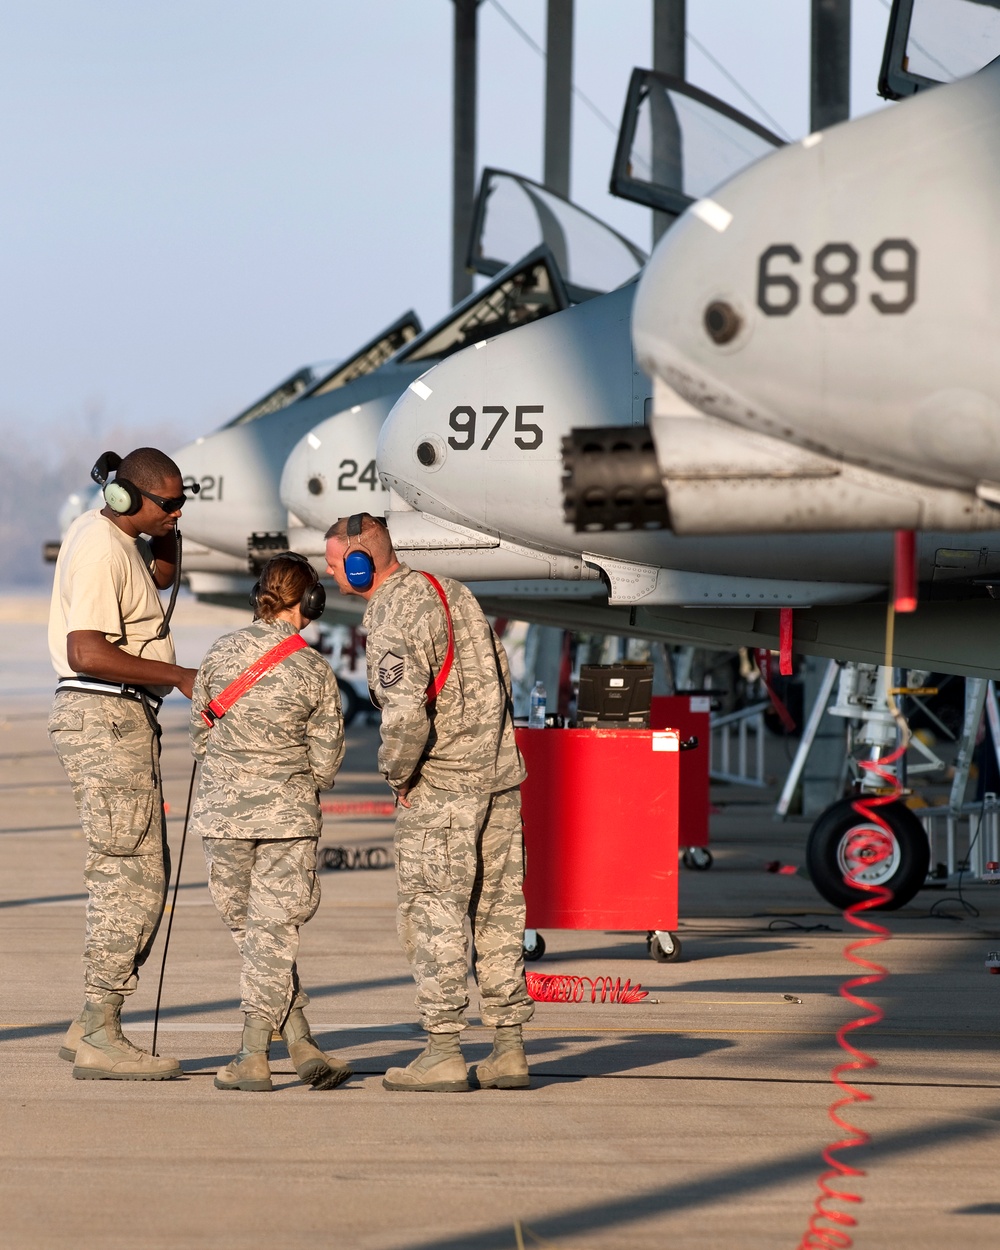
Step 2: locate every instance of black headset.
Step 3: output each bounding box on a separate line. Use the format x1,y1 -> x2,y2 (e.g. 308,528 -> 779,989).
250,552 -> 327,621
91,451 -> 143,516
343,513 -> 383,590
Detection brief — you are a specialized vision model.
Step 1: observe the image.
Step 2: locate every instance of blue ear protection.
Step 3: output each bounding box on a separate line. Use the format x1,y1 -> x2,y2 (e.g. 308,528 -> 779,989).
344,513 -> 375,590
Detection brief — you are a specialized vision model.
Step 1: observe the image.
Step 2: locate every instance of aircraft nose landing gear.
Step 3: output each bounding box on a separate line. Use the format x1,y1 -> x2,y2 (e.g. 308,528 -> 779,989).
806,797 -> 929,911
800,663 -> 933,911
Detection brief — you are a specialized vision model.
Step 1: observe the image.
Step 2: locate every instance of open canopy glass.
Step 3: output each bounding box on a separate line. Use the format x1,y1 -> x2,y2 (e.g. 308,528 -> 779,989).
610,69 -> 784,222
468,168 -> 646,303
880,0 -> 1000,98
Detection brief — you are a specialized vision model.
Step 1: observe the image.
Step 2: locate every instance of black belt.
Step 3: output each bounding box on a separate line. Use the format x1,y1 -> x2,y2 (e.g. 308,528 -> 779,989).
56,676 -> 163,714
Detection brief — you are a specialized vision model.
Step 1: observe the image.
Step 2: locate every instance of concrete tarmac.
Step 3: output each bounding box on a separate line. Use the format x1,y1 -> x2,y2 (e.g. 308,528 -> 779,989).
2,592 -> 999,1249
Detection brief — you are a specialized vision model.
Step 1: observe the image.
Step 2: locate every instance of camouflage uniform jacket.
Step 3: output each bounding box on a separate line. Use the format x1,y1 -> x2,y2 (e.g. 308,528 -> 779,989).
363,565 -> 525,795
189,619 -> 345,839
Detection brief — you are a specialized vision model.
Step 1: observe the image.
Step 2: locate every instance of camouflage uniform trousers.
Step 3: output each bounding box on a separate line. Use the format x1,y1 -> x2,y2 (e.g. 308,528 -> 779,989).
47,691 -> 169,1002
202,836 -> 321,1029
394,782 -> 534,1034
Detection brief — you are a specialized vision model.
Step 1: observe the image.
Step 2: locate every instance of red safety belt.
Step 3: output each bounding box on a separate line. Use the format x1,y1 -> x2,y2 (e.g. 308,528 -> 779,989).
200,633 -> 307,727
421,572 -> 454,702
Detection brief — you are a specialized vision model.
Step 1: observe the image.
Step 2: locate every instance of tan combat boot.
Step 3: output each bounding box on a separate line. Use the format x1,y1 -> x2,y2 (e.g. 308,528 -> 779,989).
214,1016 -> 273,1092
72,995 -> 181,1081
59,1005 -> 87,1062
473,1024 -> 530,1090
382,1030 -> 470,1092
280,1006 -> 353,1090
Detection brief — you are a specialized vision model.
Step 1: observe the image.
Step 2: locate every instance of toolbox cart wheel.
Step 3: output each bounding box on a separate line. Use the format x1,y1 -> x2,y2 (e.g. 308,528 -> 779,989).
647,930 -> 682,962
523,930 -> 546,961
805,797 -> 930,911
682,847 -> 713,871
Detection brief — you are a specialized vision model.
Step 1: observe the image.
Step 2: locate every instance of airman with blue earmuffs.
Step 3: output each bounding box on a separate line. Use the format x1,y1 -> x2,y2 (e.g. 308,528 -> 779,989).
324,513 -> 533,1094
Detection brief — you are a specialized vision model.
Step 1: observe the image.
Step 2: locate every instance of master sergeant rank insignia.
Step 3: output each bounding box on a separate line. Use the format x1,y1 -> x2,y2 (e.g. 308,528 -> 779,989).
378,651 -> 405,688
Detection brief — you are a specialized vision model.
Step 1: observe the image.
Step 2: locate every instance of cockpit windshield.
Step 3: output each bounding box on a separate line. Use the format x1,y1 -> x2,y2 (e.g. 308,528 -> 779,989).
224,312 -> 422,425
611,69 -> 784,220
402,245 -> 570,364
224,363 -> 338,428
306,310 -> 422,398
880,0 -> 1000,98
468,169 -> 646,303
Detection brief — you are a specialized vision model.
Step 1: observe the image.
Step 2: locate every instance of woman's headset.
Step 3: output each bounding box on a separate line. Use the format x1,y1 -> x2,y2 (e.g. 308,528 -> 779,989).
343,513 -> 376,590
91,451 -> 142,516
250,552 -> 327,621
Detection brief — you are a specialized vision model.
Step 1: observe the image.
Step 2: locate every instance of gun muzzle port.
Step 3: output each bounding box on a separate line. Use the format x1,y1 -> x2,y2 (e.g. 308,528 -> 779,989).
704,300 -> 741,345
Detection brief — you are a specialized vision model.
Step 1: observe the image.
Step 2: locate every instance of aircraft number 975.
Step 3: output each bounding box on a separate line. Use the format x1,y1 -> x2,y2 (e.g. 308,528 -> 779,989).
182,475 -> 223,500
447,405 -> 543,451
337,459 -> 385,491
757,239 -> 917,317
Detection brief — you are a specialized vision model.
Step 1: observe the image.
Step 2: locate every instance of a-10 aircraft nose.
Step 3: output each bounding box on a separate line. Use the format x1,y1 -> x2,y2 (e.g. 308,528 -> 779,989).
377,283 -> 644,540
376,347 -> 490,529
632,60 -> 1000,493
280,396 -> 396,532
173,424 -> 289,555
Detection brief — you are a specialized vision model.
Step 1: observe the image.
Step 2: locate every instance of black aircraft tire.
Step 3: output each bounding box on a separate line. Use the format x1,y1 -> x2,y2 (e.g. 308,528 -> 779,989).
805,798 -> 930,912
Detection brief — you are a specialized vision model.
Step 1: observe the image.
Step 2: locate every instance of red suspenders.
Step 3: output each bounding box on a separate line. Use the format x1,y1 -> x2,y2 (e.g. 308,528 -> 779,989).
200,633 -> 307,727
420,572 -> 454,702
201,574 -> 452,730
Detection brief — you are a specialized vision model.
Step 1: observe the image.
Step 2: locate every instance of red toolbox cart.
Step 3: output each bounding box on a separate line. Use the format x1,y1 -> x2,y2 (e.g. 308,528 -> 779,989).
516,727 -> 681,963
650,695 -> 713,870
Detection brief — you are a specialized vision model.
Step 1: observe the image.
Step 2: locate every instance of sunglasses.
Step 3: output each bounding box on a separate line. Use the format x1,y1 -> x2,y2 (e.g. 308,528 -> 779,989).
139,482 -> 201,513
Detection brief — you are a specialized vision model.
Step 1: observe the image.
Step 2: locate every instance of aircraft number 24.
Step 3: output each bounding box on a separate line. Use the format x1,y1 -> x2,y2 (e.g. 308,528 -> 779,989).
448,405 -> 543,451
757,238 -> 917,317
337,459 -> 385,491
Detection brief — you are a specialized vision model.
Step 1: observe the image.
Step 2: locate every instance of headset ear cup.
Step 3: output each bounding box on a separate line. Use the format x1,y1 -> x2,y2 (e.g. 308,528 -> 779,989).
344,549 -> 374,590
249,581 -> 261,613
103,479 -> 141,516
301,582 -> 326,620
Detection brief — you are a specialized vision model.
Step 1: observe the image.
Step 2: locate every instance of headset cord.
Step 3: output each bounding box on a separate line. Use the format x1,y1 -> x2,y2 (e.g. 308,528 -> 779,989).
151,757 -> 198,1057
156,527 -> 182,641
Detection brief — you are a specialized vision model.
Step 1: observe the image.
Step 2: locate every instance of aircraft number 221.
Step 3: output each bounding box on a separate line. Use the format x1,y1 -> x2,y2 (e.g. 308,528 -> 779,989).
447,405 -> 543,451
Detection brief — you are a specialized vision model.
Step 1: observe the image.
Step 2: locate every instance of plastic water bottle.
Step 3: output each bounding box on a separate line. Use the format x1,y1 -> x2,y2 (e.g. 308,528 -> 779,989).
528,681 -> 547,728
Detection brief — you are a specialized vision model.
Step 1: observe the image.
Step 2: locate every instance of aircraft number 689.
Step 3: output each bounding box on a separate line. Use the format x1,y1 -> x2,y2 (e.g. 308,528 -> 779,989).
757,239 -> 917,317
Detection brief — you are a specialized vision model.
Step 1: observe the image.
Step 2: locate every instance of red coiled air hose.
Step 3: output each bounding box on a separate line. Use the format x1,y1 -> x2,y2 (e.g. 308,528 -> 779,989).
799,541 -> 918,1248
797,723 -> 905,1248
526,972 -> 648,1004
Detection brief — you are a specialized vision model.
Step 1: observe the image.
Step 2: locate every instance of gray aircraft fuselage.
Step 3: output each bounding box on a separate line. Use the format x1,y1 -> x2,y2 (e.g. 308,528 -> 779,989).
173,364 -> 425,559
631,61 -> 1000,533
376,282 -> 1000,601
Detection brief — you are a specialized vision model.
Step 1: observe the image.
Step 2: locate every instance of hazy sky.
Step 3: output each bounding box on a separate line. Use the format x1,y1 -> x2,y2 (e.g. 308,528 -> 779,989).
0,0 -> 894,453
